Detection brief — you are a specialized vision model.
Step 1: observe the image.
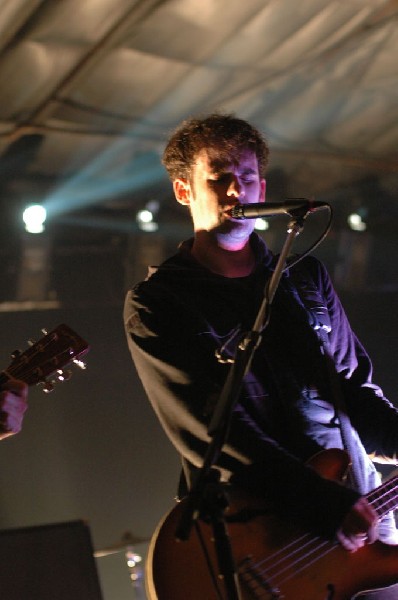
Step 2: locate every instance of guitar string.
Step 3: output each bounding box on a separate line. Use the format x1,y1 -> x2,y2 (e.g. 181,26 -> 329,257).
266,547 -> 338,591
6,339 -> 74,382
5,336 -> 58,380
239,532 -> 315,586
244,532 -> 336,589
368,477 -> 398,515
7,351 -> 71,381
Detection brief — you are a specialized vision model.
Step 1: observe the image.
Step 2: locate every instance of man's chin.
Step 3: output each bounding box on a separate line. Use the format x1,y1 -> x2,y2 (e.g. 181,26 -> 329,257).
215,222 -> 254,244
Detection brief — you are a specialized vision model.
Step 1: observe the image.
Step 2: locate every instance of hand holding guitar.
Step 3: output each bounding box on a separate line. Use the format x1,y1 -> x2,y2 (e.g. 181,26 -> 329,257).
0,378 -> 28,440
336,496 -> 379,552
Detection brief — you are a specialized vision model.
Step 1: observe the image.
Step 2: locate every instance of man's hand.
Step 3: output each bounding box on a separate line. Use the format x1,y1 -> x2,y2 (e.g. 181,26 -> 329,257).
336,497 -> 378,552
0,378 -> 28,440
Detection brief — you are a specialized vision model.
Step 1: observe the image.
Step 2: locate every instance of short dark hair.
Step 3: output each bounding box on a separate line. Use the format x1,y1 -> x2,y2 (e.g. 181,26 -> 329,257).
162,113 -> 269,181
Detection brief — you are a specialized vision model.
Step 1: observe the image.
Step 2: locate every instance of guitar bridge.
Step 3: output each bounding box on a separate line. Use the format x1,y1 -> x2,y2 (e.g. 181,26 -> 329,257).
238,556 -> 282,599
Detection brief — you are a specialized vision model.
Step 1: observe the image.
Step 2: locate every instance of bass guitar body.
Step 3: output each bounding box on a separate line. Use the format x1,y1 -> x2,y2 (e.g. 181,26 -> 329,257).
146,449 -> 398,600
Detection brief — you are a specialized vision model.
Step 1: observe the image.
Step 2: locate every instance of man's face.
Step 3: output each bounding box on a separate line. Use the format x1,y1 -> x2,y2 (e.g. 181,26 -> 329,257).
174,148 -> 266,249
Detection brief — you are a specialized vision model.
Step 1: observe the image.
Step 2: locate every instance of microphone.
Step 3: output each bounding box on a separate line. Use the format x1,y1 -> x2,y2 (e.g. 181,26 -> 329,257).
230,199 -> 329,219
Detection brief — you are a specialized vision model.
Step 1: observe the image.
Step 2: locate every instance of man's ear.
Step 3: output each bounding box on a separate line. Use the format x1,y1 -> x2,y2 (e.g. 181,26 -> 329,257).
260,178 -> 266,202
173,179 -> 191,206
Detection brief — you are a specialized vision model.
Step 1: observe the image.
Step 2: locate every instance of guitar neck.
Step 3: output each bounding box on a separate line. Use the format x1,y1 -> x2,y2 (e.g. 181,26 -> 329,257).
368,474 -> 398,519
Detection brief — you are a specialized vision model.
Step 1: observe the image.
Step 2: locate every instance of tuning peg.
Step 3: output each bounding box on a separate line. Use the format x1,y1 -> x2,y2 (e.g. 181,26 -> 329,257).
73,358 -> 86,370
27,339 -> 36,347
11,349 -> 21,359
41,328 -> 48,335
56,369 -> 72,382
42,381 -> 55,393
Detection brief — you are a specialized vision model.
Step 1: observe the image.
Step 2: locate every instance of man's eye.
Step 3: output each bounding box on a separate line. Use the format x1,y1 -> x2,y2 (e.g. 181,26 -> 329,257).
209,174 -> 229,182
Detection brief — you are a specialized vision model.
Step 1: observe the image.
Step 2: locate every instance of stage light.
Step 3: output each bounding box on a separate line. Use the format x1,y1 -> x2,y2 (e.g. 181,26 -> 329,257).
254,218 -> 269,231
348,212 -> 366,232
22,204 -> 47,233
137,209 -> 153,224
136,200 -> 159,232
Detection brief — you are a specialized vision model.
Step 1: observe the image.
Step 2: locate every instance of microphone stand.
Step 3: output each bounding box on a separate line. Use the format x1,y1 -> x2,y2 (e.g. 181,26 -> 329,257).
175,211 -> 308,599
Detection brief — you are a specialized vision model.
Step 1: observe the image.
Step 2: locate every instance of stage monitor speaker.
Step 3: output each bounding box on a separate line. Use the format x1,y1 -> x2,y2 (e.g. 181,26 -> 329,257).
0,519 -> 103,599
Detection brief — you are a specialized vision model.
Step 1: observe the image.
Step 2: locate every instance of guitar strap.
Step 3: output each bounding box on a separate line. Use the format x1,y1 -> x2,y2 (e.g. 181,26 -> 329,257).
288,262 -> 367,494
315,328 -> 367,493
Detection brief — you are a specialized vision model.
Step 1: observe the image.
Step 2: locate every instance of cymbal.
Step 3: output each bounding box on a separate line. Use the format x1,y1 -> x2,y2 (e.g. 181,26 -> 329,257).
94,531 -> 150,558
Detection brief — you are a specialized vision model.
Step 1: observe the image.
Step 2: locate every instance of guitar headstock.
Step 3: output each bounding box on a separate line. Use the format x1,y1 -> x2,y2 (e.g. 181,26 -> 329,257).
1,324 -> 90,392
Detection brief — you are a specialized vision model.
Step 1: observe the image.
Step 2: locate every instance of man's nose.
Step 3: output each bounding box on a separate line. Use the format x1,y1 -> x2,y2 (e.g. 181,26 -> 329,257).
227,177 -> 243,199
